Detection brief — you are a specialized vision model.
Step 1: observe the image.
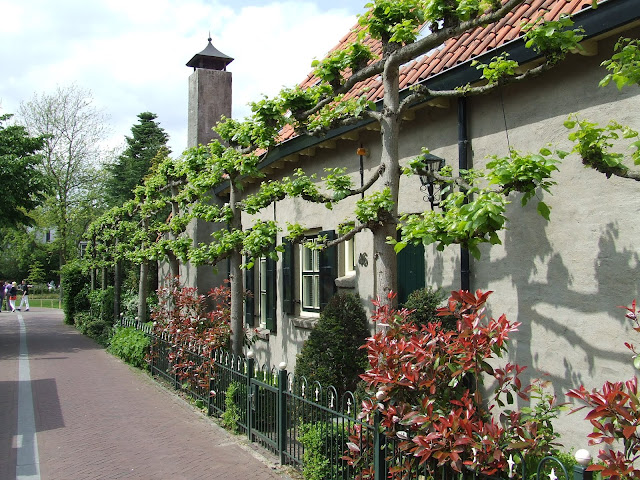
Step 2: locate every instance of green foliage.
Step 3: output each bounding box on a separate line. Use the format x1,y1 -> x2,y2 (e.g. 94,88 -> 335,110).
108,326 -> 150,368
361,0 -> 425,44
403,286 -> 456,330
355,188 -> 394,224
396,189 -> 508,260
60,260 -> 89,324
104,112 -> 170,208
311,42 -> 374,88
522,15 -> 584,64
486,147 -> 559,219
0,114 -> 50,229
472,52 -> 519,84
73,311 -> 113,346
222,381 -> 242,433
295,293 -> 369,396
300,422 -> 352,480
600,37 -> 640,90
307,95 -> 375,132
89,286 -> 115,324
565,116 -> 640,173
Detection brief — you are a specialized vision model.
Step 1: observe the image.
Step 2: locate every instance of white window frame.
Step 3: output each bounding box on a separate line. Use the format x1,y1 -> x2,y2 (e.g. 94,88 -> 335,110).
300,240 -> 320,313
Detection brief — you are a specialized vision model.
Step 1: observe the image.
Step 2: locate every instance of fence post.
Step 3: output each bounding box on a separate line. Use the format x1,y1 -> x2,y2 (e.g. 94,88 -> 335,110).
573,450 -> 593,480
278,362 -> 288,466
247,351 -> 255,443
374,410 -> 386,480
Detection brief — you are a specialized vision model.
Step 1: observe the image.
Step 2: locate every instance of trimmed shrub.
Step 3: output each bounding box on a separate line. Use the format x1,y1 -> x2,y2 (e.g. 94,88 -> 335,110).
61,260 -> 89,324
300,422 -> 353,480
108,326 -> 150,368
295,293 -> 369,396
403,286 -> 455,330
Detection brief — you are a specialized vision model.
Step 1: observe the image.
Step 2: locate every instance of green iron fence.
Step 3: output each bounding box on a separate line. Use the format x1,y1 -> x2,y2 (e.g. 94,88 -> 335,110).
121,319 -> 593,480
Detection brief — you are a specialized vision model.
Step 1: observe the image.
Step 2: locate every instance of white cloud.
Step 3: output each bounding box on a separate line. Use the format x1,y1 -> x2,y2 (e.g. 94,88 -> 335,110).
0,0 -> 364,156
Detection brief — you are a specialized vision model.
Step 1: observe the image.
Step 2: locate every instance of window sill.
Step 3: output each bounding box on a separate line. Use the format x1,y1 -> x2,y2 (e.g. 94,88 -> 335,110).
335,272 -> 356,289
291,316 -> 319,330
252,327 -> 270,341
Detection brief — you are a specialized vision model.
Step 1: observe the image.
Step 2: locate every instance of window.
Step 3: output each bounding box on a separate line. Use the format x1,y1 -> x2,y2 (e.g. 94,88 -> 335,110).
282,231 -> 338,316
259,257 -> 268,327
244,254 -> 277,332
302,242 -> 320,312
344,237 -> 356,275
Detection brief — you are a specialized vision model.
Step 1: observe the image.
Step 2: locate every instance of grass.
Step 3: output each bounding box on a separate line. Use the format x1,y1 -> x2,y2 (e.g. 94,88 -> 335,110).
18,293 -> 61,309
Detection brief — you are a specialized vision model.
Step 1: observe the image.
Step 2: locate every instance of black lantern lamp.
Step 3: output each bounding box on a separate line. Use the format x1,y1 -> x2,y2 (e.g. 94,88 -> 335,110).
419,153 -> 445,209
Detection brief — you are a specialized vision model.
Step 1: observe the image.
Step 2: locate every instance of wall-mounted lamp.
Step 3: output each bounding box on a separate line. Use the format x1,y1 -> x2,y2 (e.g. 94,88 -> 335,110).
419,153 -> 445,210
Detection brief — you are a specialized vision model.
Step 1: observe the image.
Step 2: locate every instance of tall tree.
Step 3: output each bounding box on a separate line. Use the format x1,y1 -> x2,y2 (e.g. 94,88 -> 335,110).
0,113 -> 49,229
18,84 -> 107,268
105,112 -> 170,207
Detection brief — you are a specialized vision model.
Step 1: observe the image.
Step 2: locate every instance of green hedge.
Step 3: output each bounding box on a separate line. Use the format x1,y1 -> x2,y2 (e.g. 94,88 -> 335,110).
108,326 -> 150,368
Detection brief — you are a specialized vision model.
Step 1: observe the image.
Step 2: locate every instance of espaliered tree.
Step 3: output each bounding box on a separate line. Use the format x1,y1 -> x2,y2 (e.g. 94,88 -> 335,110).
86,0 -> 592,354
211,0 -> 584,303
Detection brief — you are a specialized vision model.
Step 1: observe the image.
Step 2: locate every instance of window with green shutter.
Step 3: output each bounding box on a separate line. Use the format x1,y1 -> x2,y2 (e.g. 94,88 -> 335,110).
244,258 -> 255,328
282,238 -> 294,314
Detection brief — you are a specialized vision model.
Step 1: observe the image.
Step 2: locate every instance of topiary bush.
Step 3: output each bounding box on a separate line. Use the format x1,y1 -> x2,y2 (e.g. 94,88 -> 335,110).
108,326 -> 150,369
403,286 -> 455,330
295,292 -> 369,396
61,260 -> 89,325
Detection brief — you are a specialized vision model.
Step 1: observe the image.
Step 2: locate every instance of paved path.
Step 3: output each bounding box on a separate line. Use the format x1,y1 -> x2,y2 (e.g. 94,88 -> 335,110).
0,309 -> 294,480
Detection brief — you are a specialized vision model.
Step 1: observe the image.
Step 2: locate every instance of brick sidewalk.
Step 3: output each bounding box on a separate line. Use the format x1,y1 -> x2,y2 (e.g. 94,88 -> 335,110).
0,309 -> 295,480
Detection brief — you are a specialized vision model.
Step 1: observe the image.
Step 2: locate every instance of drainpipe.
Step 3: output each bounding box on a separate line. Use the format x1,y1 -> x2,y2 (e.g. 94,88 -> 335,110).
458,97 -> 471,292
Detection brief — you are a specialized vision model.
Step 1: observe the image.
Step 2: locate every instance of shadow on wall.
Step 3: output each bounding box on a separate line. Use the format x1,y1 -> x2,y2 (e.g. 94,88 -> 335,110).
489,212 -> 639,402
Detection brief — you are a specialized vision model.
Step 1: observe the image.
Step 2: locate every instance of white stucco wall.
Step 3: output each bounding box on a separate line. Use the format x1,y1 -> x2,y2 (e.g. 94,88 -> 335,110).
236,27 -> 640,450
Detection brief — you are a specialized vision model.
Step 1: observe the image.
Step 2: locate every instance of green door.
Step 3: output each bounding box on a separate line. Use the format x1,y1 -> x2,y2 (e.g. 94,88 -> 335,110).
397,242 -> 425,305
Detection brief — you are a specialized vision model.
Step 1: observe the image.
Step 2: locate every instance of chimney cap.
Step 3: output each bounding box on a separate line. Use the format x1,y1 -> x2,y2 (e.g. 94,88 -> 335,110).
186,37 -> 234,71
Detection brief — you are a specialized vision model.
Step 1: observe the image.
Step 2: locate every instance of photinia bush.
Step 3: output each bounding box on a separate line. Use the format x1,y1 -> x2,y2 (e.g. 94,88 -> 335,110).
346,290 -> 562,479
148,277 -> 232,390
567,300 -> 640,480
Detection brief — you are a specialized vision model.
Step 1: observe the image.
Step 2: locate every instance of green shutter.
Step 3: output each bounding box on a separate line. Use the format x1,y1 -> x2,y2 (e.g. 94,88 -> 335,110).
397,242 -> 425,305
244,258 -> 255,328
282,238 -> 294,314
265,256 -> 277,332
319,230 -> 337,311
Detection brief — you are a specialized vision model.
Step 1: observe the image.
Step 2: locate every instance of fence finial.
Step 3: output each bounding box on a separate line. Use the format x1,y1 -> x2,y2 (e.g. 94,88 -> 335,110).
575,449 -> 592,466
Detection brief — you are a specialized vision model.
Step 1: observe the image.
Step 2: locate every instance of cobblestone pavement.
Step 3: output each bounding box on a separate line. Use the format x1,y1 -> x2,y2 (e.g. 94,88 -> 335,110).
0,309 -> 294,480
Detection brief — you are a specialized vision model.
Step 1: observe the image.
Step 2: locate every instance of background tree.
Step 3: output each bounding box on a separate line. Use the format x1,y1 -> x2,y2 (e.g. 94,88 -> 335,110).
18,84 -> 108,276
104,112 -> 170,208
0,113 -> 49,229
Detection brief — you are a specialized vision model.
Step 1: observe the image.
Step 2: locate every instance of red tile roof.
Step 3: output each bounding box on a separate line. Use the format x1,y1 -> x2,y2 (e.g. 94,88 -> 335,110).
277,0 -> 600,144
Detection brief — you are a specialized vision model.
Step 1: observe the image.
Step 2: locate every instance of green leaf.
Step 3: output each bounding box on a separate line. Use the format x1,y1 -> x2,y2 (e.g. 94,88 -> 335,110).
537,201 -> 551,221
634,355 -> 640,371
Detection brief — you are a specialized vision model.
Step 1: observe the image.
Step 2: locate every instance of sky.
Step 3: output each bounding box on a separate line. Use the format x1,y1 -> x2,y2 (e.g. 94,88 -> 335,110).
0,0 -> 367,156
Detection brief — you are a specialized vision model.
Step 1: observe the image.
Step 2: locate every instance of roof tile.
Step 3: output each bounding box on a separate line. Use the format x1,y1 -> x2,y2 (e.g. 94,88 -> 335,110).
278,0 -> 608,143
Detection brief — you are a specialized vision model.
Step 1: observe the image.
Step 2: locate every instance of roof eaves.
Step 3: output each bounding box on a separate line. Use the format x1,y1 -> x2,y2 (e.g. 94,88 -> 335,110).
214,0 -> 639,196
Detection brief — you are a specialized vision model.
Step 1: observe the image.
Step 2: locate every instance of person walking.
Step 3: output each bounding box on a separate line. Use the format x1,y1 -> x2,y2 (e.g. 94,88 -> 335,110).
4,282 -> 11,311
8,281 -> 17,312
17,280 -> 30,311
0,281 -> 5,312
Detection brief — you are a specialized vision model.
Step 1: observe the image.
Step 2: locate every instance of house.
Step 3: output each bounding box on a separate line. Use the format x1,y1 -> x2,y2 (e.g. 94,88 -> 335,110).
186,0 -> 640,449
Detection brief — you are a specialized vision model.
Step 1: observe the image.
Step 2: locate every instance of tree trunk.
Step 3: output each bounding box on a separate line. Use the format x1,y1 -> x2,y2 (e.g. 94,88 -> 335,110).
375,52 -> 402,305
114,258 -> 122,322
229,179 -> 244,356
138,260 -> 148,323
101,267 -> 107,290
